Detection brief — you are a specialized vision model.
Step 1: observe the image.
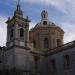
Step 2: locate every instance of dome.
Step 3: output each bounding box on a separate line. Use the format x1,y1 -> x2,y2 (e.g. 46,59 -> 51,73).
30,10 -> 64,33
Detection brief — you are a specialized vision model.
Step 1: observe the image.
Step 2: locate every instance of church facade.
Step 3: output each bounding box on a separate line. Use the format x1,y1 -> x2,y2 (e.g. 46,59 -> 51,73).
0,2 -> 75,75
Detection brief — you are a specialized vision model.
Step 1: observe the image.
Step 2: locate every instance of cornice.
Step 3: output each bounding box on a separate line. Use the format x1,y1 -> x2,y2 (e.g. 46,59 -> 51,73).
6,45 -> 30,51
30,40 -> 75,56
47,40 -> 75,56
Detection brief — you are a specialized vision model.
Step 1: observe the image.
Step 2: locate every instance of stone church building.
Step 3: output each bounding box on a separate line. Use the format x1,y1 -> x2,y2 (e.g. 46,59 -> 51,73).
0,2 -> 75,75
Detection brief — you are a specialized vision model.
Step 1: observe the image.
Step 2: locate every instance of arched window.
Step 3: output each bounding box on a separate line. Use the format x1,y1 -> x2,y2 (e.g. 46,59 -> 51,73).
10,29 -> 13,37
64,55 -> 70,69
33,40 -> 36,48
43,21 -> 47,25
20,28 -> 24,37
44,38 -> 48,48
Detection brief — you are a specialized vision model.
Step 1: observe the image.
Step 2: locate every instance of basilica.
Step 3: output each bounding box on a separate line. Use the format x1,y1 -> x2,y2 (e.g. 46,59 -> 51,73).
0,2 -> 75,75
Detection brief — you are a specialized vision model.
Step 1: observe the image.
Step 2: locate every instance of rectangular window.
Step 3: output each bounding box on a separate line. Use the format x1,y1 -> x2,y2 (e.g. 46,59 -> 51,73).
10,29 -> 13,37
50,59 -> 56,73
33,40 -> 36,48
64,55 -> 70,70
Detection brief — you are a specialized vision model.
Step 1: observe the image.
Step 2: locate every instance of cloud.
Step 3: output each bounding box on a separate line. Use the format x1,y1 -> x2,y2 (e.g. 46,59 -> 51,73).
19,0 -> 75,14
29,22 -> 36,29
0,16 -> 75,46
1,0 -> 75,45
61,22 -> 75,43
64,32 -> 75,43
0,16 -> 7,46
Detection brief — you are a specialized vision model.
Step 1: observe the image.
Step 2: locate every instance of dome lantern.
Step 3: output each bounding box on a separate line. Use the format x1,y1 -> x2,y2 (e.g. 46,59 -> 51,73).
41,10 -> 48,20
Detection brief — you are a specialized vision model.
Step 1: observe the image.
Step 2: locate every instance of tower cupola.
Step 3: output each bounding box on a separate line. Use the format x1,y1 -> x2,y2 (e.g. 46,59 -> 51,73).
14,0 -> 23,17
6,0 -> 30,48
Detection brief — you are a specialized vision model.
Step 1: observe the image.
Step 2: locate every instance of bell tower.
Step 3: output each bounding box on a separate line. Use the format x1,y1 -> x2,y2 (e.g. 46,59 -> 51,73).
6,1 -> 30,48
6,1 -> 31,69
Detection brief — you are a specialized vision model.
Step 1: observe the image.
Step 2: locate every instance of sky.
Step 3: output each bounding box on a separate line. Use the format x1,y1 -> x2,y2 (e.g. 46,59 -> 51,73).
0,0 -> 75,46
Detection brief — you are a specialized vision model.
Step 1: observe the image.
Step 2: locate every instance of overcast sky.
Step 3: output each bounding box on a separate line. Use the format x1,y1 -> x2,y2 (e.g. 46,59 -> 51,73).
0,0 -> 75,46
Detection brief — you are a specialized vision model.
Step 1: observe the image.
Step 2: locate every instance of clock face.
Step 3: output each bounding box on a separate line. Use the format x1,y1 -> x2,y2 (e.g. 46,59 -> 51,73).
20,41 -> 25,46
